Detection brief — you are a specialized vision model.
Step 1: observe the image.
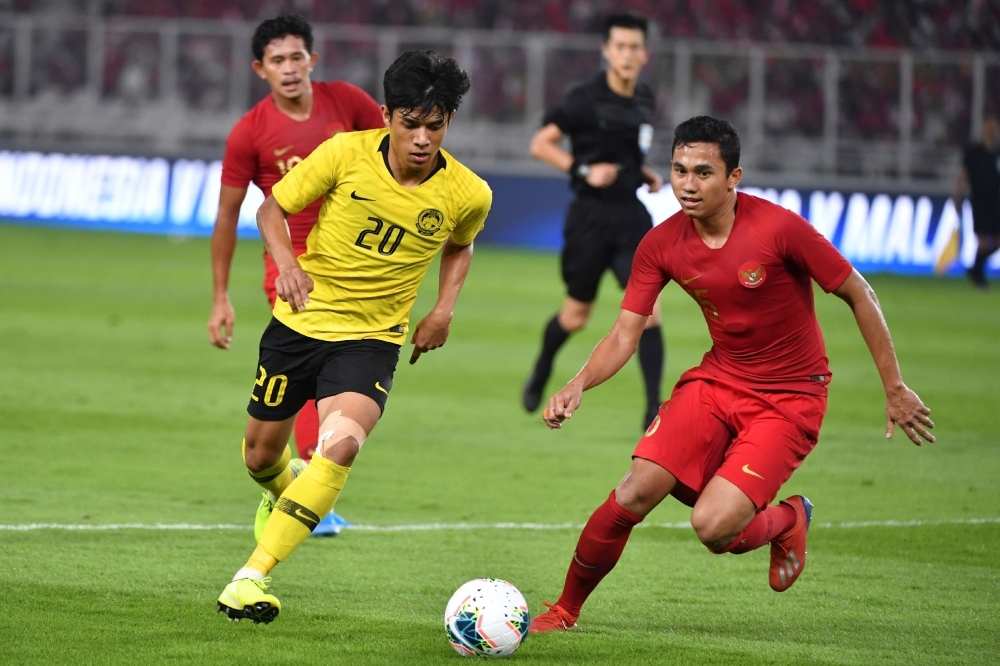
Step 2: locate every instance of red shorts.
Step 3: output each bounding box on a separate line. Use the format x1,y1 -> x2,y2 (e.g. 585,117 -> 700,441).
633,369 -> 826,510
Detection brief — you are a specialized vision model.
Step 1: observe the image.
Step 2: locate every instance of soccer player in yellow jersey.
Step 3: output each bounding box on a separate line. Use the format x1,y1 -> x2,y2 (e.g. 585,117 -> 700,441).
217,50 -> 491,623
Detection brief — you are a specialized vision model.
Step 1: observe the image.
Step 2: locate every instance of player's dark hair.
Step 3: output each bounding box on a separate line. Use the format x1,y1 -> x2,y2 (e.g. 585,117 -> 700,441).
672,116 -> 741,174
603,12 -> 648,41
252,14 -> 313,61
383,50 -> 471,119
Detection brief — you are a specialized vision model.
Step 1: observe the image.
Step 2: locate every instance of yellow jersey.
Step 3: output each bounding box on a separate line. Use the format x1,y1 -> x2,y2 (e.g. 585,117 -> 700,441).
270,128 -> 491,344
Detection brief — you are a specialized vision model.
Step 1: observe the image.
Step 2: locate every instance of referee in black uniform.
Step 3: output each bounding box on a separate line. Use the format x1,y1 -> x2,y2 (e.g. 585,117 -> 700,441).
522,12 -> 664,429
954,114 -> 1000,289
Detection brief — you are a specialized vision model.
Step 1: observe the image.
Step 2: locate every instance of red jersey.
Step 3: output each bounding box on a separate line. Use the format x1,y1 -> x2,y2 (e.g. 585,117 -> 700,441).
221,81 -> 384,252
622,192 -> 853,396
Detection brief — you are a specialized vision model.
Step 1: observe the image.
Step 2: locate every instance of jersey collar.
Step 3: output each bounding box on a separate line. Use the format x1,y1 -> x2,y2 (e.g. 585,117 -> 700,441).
378,134 -> 447,185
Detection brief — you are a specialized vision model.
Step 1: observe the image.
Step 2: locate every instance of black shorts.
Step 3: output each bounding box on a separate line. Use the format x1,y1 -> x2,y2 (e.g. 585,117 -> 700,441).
561,197 -> 653,302
247,318 -> 401,422
972,211 -> 1000,235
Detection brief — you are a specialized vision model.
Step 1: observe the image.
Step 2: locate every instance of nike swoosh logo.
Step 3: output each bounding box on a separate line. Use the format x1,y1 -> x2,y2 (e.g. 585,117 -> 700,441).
351,191 -> 376,201
375,381 -> 388,395
742,464 -> 765,480
680,275 -> 701,285
293,507 -> 318,525
274,144 -> 294,156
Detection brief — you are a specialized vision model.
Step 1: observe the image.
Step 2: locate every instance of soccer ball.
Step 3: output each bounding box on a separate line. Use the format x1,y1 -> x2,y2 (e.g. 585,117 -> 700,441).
444,578 -> 530,658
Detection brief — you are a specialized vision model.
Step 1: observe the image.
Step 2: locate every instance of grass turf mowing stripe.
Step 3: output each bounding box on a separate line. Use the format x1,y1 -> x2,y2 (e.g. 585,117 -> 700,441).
3,517 -> 998,531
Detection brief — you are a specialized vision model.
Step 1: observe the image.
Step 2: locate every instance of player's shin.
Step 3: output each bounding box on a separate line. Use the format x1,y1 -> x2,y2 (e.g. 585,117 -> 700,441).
248,455 -> 351,572
244,440 -> 296,497
711,503 -> 796,554
556,490 -> 643,618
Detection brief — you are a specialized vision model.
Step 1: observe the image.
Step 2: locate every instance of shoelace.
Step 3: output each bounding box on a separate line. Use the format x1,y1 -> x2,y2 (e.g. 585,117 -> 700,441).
540,601 -> 572,626
250,576 -> 272,592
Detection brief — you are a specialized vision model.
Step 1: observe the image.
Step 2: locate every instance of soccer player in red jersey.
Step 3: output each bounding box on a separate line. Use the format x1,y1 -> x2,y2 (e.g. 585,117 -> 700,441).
530,116 -> 935,632
207,15 -> 384,467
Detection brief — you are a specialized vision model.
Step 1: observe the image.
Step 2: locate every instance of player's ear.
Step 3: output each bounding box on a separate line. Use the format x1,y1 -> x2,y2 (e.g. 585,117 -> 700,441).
251,59 -> 266,79
380,105 -> 391,127
308,51 -> 319,71
728,166 -> 743,190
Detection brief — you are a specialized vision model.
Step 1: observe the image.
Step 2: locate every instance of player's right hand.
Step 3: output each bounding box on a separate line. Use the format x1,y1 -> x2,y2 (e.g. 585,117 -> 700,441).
543,382 -> 584,429
585,163 -> 621,188
207,299 -> 235,350
275,263 -> 314,313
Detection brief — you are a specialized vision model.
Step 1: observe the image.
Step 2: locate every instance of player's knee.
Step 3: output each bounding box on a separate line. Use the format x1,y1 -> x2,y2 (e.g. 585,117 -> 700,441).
318,435 -> 360,467
316,410 -> 368,467
559,311 -> 589,332
242,438 -> 283,473
614,484 -> 656,517
690,506 -> 736,552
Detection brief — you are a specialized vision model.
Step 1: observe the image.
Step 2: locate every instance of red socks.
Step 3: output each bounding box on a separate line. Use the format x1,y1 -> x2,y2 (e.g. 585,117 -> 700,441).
716,502 -> 797,554
293,399 -> 320,461
556,491 -> 644,618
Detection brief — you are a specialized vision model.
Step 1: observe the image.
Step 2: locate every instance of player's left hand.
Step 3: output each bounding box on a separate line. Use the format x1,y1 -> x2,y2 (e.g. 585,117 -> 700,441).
645,169 -> 663,193
885,384 -> 935,446
409,309 -> 452,364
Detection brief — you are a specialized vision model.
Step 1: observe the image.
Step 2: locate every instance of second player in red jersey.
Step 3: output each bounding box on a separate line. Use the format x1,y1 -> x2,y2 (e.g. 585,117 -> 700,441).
222,78 -> 383,304
530,116 -> 935,633
208,15 -> 383,468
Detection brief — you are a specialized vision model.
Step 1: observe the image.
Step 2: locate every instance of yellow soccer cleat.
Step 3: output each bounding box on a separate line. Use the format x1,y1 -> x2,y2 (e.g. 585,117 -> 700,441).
217,577 -> 281,624
253,458 -> 307,541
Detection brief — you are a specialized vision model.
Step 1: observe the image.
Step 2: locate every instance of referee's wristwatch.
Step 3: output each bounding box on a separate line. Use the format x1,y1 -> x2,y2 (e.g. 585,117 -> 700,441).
574,162 -> 591,179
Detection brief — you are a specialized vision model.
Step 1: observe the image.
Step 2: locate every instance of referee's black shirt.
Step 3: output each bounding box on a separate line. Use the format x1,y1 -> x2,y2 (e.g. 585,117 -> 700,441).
962,142 -> 1000,231
543,73 -> 656,201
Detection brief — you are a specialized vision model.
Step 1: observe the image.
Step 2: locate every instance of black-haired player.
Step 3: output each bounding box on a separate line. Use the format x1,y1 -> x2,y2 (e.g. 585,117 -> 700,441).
208,14 -> 383,485
216,51 -> 491,623
522,12 -> 665,430
530,116 -> 933,632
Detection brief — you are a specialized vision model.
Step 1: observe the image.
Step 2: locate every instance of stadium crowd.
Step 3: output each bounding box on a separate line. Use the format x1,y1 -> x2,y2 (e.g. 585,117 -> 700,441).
3,0 -> 998,50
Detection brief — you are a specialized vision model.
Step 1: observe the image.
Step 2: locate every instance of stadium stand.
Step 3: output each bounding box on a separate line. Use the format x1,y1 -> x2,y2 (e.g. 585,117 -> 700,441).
0,0 -> 997,189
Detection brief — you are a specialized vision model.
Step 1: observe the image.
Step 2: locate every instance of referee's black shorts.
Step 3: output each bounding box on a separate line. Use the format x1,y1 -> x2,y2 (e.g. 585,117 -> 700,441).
247,318 -> 400,422
561,196 -> 653,303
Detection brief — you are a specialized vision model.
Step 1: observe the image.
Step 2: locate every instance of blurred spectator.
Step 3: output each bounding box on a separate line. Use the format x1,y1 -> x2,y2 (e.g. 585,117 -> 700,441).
6,0 -> 998,50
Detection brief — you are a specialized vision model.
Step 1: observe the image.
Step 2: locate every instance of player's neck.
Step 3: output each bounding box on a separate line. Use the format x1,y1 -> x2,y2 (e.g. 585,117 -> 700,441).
386,144 -> 439,188
691,192 -> 738,249
605,69 -> 637,98
271,86 -> 314,121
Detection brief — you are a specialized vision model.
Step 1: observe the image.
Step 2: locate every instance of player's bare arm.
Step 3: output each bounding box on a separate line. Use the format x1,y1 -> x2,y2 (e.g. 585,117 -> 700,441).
952,166 -> 967,213
833,269 -> 935,445
544,308 -> 648,428
641,164 -> 663,193
530,123 -> 619,188
207,184 -> 249,349
256,194 -> 313,313
409,239 -> 474,365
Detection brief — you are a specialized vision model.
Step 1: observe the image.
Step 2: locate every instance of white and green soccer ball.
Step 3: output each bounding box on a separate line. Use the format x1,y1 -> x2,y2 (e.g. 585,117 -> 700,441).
444,578 -> 530,658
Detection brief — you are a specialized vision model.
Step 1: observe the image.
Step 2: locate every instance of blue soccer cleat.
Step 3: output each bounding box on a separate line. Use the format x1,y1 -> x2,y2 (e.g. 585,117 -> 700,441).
311,510 -> 352,537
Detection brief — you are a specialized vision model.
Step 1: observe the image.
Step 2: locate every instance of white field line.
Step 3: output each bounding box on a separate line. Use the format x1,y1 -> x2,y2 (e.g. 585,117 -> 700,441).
1,518 -> 998,532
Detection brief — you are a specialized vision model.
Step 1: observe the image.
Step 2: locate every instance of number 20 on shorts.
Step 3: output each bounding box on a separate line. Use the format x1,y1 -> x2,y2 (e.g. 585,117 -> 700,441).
251,365 -> 288,407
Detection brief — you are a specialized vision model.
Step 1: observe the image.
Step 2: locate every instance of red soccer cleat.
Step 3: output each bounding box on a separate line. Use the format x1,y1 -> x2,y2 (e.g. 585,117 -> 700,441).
769,495 -> 813,592
529,601 -> 578,633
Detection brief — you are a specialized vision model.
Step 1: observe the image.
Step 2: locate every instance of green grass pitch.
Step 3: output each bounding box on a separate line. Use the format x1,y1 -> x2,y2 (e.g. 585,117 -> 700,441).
1,224 -> 998,665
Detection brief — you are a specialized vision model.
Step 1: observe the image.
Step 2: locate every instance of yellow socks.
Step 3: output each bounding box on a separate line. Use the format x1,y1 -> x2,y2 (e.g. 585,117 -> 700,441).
244,440 -> 294,497
250,456 -> 351,569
